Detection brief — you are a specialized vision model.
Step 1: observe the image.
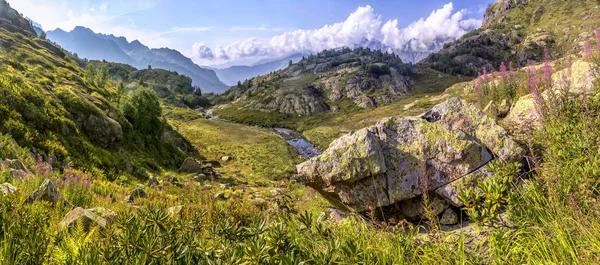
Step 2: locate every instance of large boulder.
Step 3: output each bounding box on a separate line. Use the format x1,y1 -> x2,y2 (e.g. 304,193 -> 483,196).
297,98 -> 523,213
83,115 -> 123,148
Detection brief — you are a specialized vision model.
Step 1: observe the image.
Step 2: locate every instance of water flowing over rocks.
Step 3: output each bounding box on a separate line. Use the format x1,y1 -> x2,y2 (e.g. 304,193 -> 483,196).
296,98 -> 524,214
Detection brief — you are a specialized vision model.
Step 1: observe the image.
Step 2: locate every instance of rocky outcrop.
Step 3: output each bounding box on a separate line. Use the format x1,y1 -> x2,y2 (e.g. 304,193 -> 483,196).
482,0 -> 526,28
297,98 -> 523,214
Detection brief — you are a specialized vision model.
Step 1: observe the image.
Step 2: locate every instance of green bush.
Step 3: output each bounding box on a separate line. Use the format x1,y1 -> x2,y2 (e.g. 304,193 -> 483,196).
121,88 -> 163,135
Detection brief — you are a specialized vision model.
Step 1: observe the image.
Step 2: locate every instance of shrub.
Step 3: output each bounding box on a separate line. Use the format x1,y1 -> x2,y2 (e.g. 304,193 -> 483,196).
121,87 -> 163,135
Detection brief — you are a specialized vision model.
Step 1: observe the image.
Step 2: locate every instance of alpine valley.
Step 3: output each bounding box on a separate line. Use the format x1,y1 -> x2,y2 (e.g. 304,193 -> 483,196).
1,0 -> 600,264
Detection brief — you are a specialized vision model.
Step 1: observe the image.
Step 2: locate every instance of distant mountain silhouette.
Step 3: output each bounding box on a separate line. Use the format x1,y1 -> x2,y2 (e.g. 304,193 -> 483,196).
46,26 -> 229,93
213,53 -> 305,86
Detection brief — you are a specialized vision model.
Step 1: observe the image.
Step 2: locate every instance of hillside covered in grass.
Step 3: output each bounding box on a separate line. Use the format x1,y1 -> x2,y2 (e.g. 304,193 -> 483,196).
2,0 -> 600,264
0,1 -> 198,179
423,0 -> 600,76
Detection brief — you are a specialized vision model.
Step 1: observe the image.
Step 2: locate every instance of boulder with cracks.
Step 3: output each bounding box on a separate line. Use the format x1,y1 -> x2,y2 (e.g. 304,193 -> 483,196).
297,98 -> 524,214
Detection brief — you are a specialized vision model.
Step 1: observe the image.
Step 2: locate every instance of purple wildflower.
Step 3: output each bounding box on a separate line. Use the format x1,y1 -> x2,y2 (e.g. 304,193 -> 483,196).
584,39 -> 593,61
500,62 -> 508,80
542,48 -> 552,86
597,28 -> 600,54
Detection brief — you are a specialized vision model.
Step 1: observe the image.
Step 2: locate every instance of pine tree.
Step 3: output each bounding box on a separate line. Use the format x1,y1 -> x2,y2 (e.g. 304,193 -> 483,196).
95,64 -> 109,87
117,82 -> 125,104
85,64 -> 95,82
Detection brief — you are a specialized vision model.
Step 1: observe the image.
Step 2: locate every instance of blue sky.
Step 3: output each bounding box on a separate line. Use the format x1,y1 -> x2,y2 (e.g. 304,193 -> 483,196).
8,0 -> 493,66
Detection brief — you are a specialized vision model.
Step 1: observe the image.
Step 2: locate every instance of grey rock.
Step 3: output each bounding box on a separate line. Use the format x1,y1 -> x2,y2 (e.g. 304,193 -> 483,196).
60,207 -> 115,231
297,98 -> 523,213
0,183 -> 17,195
123,161 -> 134,174
440,208 -> 459,225
401,196 -> 448,220
25,178 -> 71,207
318,208 -> 349,223
167,205 -> 183,217
179,157 -> 203,173
83,115 -> 123,148
126,188 -> 147,203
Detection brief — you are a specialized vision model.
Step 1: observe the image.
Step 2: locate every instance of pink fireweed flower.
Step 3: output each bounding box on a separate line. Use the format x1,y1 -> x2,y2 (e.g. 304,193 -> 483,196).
482,67 -> 488,83
500,62 -> 508,80
597,28 -> 600,54
542,48 -> 552,86
584,39 -> 593,61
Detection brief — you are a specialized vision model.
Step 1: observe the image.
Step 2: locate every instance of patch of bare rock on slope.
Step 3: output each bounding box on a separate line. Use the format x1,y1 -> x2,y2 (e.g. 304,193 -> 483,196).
296,98 -> 525,222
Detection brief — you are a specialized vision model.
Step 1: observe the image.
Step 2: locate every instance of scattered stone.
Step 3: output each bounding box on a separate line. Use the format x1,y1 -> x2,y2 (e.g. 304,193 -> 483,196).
167,205 -> 183,217
6,159 -> 30,173
214,193 -> 227,200
401,196 -> 448,220
123,161 -> 134,174
505,94 -> 541,129
165,176 -> 183,187
89,207 -> 118,222
221,156 -> 232,162
318,208 -> 349,223
25,178 -> 71,207
126,187 -> 147,203
179,157 -> 203,173
440,208 -> 459,225
193,174 -> 207,183
10,169 -> 27,180
83,115 -> 123,148
148,175 -> 159,186
60,207 -> 111,231
0,183 -> 16,195
136,168 -> 150,180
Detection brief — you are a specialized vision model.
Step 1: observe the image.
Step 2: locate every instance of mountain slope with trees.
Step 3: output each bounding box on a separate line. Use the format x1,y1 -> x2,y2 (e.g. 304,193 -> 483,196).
0,2 -> 198,177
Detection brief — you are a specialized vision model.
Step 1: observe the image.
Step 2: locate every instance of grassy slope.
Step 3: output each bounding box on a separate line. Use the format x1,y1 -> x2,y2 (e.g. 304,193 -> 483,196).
0,6 -> 195,178
176,118 -> 302,183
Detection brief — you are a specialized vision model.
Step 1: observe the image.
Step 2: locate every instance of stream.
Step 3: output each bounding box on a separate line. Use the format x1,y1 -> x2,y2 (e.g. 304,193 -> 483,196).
206,111 -> 322,159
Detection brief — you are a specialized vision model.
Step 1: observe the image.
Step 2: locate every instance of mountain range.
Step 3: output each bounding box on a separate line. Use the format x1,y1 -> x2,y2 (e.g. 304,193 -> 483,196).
47,27 -> 229,93
211,53 -> 305,86
45,27 -> 443,93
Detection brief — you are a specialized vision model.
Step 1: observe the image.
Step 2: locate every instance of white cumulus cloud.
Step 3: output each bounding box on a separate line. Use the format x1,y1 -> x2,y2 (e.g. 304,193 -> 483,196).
191,2 -> 481,65
381,3 -> 480,51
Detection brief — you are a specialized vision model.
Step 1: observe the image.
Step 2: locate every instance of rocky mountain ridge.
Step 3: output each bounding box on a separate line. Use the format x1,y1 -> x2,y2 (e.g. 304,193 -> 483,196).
216,47 -> 418,117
